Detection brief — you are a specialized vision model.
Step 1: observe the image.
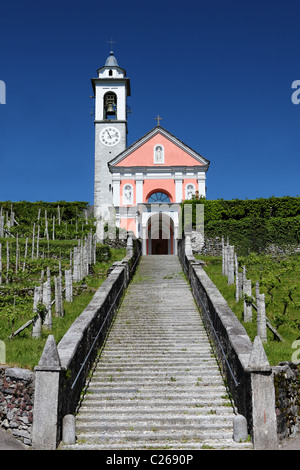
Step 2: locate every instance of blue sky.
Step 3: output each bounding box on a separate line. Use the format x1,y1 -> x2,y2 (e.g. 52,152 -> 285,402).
0,0 -> 299,204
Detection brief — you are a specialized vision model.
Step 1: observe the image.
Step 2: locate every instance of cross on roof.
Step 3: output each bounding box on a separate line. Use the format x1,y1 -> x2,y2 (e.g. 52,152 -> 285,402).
107,38 -> 116,51
155,114 -> 162,126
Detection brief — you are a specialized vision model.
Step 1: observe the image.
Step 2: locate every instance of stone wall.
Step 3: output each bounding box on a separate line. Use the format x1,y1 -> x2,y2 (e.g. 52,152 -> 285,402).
273,362 -> 300,440
0,367 -> 34,446
191,233 -> 223,256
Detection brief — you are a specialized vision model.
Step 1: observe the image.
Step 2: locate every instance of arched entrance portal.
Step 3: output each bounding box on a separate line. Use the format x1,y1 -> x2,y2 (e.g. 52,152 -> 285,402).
146,213 -> 174,255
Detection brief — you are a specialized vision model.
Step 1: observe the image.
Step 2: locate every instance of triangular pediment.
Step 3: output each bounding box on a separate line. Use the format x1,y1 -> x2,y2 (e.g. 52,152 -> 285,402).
108,126 -> 210,170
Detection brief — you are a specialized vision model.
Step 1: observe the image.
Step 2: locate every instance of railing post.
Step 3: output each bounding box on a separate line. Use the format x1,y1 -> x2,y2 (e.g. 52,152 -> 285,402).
248,336 -> 278,450
126,235 -> 133,257
32,335 -> 64,450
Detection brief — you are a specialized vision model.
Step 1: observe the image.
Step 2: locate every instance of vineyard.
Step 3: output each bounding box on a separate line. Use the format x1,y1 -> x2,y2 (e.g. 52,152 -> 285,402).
197,252 -> 300,365
0,202 -> 126,369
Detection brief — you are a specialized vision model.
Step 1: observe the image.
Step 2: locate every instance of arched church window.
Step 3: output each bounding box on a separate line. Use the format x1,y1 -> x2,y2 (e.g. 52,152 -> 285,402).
104,92 -> 117,119
153,145 -> 164,164
123,184 -> 133,205
185,184 -> 196,200
148,192 -> 170,203
109,69 -> 113,76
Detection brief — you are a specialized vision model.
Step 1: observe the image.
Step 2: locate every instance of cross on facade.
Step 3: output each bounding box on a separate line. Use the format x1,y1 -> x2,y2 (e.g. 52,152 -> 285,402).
155,114 -> 162,126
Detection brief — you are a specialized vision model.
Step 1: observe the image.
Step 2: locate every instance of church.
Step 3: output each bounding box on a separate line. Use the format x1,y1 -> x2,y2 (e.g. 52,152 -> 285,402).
91,50 -> 210,255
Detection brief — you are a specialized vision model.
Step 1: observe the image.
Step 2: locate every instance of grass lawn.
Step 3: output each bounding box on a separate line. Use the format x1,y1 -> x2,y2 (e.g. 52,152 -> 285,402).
195,253 -> 300,366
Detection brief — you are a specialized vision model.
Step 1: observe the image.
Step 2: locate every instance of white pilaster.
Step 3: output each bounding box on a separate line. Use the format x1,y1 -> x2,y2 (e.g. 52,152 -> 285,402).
197,172 -> 206,197
175,172 -> 183,203
135,173 -> 144,204
112,173 -> 121,206
142,225 -> 147,255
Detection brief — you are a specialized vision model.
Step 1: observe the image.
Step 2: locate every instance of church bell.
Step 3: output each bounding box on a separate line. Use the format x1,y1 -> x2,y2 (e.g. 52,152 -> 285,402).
104,93 -> 117,118
106,103 -> 115,114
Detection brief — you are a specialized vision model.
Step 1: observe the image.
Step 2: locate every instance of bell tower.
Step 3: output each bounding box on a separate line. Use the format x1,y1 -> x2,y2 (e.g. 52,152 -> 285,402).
91,50 -> 131,219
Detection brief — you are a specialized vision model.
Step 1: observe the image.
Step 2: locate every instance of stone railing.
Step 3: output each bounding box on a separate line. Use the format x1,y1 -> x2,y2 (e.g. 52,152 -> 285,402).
178,235 -> 278,450
31,238 -> 141,450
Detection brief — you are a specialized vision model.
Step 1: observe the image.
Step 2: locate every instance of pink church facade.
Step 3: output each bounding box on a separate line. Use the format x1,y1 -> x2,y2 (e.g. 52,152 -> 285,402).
108,126 -> 210,254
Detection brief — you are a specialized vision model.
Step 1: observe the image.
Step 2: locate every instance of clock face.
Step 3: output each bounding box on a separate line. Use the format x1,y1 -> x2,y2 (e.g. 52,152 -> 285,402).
100,126 -> 121,146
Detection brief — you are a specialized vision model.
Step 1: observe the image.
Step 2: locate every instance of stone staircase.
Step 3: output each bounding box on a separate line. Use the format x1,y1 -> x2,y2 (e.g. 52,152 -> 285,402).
60,255 -> 252,450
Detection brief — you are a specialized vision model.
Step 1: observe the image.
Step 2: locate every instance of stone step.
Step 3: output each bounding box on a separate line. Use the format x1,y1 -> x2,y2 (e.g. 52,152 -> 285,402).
108,323 -> 207,328
111,327 -> 204,332
91,369 -> 223,378
89,371 -> 224,380
109,330 -> 207,335
110,325 -> 204,329
76,421 -> 234,434
81,397 -> 232,408
104,336 -> 210,342
97,355 -> 215,361
77,405 -> 234,415
104,345 -> 209,350
73,429 -> 236,445
86,381 -> 225,389
82,391 -> 230,403
76,413 -> 234,426
100,350 -> 214,356
91,366 -> 222,373
99,354 -> 214,360
94,361 -> 219,367
98,356 -> 214,362
63,440 -> 252,450
85,379 -> 226,396
105,333 -> 210,339
112,316 -> 202,321
97,356 -> 215,363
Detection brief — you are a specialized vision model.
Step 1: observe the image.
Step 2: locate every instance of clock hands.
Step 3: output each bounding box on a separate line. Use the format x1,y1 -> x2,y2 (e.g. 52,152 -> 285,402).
106,129 -> 119,140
